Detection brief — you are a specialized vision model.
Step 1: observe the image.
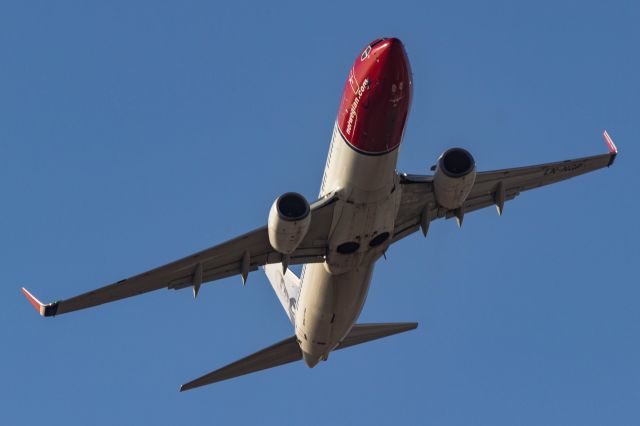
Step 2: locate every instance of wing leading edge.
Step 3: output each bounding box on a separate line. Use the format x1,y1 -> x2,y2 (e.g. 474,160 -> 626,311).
393,131 -> 618,241
21,194 -> 338,317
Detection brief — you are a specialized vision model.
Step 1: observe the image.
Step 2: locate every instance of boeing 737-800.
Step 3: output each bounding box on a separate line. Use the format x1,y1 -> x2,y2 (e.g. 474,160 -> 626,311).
22,37 -> 618,391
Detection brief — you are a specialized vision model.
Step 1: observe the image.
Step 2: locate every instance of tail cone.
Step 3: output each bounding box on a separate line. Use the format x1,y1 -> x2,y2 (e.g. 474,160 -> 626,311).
302,351 -> 321,368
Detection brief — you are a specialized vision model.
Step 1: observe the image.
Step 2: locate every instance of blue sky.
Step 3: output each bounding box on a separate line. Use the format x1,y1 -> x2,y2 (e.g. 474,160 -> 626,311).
2,1 -> 638,425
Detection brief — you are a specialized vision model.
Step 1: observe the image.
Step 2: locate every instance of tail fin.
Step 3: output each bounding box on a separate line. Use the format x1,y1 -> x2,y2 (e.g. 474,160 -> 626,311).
180,322 -> 417,391
263,263 -> 301,325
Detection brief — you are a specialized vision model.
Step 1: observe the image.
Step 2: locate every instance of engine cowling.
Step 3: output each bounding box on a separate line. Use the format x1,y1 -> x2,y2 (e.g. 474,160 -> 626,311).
268,192 -> 311,254
433,148 -> 476,209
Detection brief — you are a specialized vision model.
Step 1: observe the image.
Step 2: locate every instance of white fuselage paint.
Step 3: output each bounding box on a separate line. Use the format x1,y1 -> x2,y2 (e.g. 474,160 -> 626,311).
295,124 -> 401,365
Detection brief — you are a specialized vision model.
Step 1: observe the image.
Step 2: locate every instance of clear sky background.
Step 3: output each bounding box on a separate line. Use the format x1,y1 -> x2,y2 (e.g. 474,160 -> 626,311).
2,1 -> 638,425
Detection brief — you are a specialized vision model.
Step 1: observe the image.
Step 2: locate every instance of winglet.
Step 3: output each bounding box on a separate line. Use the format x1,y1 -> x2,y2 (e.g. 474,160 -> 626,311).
603,130 -> 618,167
21,287 -> 59,317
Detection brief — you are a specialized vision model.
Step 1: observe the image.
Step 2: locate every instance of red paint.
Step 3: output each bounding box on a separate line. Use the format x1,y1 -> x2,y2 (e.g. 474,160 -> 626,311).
337,38 -> 412,155
21,287 -> 42,313
603,130 -> 617,154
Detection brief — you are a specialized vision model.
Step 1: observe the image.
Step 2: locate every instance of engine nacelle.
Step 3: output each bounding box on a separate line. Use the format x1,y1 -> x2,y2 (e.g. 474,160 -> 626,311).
433,148 -> 476,209
268,192 -> 311,254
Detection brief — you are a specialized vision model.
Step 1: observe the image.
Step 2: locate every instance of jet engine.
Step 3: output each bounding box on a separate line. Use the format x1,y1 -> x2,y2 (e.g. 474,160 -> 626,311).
433,148 -> 476,209
268,192 -> 311,254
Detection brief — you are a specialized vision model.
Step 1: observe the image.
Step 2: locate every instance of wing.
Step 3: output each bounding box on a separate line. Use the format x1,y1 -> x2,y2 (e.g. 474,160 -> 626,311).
22,194 -> 338,317
393,131 -> 618,242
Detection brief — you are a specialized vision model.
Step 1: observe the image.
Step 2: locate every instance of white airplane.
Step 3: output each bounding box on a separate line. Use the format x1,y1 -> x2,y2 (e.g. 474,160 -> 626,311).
22,37 -> 618,391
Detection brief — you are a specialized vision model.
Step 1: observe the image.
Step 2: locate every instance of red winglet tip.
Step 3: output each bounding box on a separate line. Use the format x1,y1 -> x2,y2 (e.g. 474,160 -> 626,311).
603,130 -> 618,154
21,287 -> 44,315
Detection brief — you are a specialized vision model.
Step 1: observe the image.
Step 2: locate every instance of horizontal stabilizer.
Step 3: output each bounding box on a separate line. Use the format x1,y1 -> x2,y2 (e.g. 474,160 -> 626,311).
180,336 -> 302,391
338,322 -> 418,349
180,322 -> 418,391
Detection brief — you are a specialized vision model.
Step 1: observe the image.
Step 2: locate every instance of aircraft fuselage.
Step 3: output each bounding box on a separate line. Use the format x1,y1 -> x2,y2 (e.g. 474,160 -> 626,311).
296,38 -> 412,366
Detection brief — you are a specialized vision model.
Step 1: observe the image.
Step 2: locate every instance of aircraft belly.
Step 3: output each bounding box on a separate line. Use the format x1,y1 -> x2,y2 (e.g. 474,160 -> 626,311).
296,263 -> 374,358
296,124 -> 400,362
